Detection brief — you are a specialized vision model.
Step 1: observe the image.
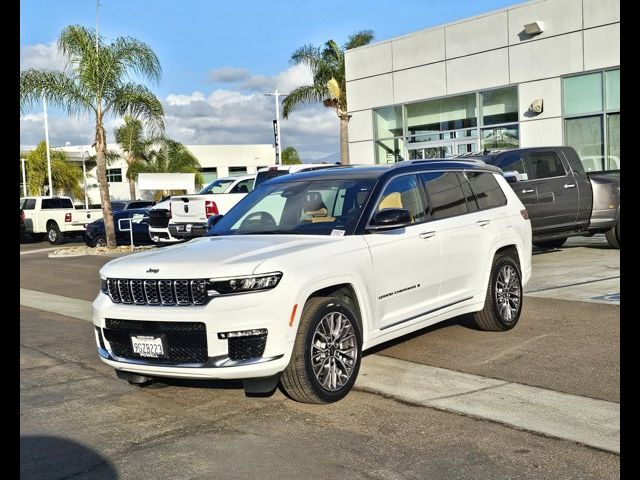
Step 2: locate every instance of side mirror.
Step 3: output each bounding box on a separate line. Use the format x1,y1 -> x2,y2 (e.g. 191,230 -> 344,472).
503,171 -> 519,184
367,208 -> 412,231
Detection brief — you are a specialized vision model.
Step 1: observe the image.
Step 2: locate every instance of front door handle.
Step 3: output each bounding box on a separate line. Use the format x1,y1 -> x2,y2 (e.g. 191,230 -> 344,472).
476,219 -> 491,227
564,184 -> 576,189
521,189 -> 535,194
419,231 -> 436,239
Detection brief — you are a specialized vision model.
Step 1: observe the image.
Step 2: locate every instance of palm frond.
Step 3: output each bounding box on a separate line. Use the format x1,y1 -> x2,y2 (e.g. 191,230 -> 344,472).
20,69 -> 94,117
110,36 -> 162,84
344,30 -> 374,50
107,83 -> 165,133
282,85 -> 327,118
290,44 -> 322,73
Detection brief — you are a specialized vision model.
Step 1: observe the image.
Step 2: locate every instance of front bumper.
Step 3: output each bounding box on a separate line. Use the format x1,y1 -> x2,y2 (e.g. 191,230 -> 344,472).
92,287 -> 298,380
148,226 -> 182,243
168,223 -> 208,239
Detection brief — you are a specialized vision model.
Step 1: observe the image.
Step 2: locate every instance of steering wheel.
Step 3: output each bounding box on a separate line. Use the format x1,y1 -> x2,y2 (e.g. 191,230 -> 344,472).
238,211 -> 277,231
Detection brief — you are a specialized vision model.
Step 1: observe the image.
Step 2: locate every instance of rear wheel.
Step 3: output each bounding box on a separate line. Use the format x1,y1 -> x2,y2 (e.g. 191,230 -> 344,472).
47,222 -> 63,245
473,251 -> 523,331
533,238 -> 567,249
605,222 -> 620,249
91,235 -> 107,248
280,297 -> 362,404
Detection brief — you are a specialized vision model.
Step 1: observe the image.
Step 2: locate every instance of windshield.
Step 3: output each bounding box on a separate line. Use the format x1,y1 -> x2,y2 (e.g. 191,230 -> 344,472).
210,178 -> 376,236
199,178 -> 235,194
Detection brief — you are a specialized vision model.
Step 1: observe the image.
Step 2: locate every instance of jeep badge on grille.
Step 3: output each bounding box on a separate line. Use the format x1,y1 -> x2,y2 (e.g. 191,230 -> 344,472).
146,268 -> 159,273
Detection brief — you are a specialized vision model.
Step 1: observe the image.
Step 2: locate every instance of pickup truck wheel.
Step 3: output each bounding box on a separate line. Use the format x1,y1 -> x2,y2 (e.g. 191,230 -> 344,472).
605,223 -> 620,249
533,238 -> 567,249
46,222 -> 63,245
91,235 -> 107,248
280,297 -> 362,404
473,252 -> 522,331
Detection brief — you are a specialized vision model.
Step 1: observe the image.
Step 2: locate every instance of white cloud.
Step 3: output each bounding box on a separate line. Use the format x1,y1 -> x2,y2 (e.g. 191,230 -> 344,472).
166,91 -> 206,106
208,67 -> 251,82
20,42 -> 65,71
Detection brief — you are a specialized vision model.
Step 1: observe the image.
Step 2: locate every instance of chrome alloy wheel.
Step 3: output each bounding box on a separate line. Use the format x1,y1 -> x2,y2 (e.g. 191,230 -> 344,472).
310,311 -> 358,391
48,228 -> 57,243
495,265 -> 521,323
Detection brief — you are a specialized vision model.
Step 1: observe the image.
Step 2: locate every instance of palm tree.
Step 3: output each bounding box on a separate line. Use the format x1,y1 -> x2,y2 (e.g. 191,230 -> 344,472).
114,115 -> 146,200
128,137 -> 204,200
281,146 -> 302,165
20,25 -> 164,248
282,30 -> 374,165
22,141 -> 83,198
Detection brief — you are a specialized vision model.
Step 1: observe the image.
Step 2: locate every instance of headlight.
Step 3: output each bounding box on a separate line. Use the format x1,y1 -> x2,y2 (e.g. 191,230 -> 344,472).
207,272 -> 282,296
100,277 -> 108,294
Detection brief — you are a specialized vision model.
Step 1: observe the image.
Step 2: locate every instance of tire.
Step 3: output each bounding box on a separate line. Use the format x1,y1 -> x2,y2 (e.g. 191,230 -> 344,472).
280,297 -> 362,404
46,222 -> 63,245
533,238 -> 567,249
473,251 -> 523,331
605,222 -> 620,249
91,235 -> 107,248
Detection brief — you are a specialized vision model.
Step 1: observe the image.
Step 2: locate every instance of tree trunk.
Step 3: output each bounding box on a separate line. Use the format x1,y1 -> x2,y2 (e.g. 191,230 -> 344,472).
129,178 -> 136,200
95,110 -> 117,248
339,113 -> 350,165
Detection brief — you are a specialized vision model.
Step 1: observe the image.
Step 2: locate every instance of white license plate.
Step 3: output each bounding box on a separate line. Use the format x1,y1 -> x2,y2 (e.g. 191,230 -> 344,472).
131,335 -> 165,358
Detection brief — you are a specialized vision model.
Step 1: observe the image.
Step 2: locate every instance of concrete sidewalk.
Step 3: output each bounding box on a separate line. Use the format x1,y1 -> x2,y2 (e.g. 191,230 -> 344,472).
20,287 -> 620,454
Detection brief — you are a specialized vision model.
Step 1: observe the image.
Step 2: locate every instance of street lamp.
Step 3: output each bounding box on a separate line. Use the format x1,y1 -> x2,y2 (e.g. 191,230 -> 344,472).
264,90 -> 287,165
42,94 -> 53,196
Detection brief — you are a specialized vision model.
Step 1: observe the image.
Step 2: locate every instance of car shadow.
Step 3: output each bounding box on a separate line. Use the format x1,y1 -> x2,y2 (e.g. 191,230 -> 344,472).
21,435 -> 118,480
363,313 -> 480,358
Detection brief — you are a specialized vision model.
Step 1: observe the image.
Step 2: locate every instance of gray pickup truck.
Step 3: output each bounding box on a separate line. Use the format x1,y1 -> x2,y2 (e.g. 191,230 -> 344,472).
466,147 -> 620,249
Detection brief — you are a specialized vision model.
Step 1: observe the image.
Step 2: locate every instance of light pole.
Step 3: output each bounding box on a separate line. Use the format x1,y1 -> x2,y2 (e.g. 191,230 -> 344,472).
264,90 -> 287,164
43,94 -> 53,195
81,148 -> 89,208
21,157 -> 27,197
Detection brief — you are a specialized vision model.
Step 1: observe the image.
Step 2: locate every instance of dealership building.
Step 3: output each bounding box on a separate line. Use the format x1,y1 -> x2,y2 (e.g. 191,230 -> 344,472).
344,0 -> 619,170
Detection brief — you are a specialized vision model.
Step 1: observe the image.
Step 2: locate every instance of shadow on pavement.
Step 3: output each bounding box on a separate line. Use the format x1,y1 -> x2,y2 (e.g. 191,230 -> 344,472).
20,435 -> 118,480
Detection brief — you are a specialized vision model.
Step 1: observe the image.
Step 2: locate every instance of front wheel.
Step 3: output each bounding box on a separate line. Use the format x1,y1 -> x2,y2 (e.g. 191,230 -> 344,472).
473,252 -> 523,331
91,235 -> 107,248
605,222 -> 620,249
47,223 -> 63,245
280,297 -> 362,404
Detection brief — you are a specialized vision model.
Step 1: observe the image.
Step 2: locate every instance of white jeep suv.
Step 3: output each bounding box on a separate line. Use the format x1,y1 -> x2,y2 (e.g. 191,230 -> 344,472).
93,160 -> 532,403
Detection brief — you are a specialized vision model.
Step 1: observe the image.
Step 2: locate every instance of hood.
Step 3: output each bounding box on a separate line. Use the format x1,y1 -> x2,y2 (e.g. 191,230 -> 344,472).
100,235 -> 343,279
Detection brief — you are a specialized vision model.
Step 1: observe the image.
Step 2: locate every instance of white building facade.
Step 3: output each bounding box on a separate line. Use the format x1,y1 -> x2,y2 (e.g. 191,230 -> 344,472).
20,144 -> 275,204
345,0 -> 620,169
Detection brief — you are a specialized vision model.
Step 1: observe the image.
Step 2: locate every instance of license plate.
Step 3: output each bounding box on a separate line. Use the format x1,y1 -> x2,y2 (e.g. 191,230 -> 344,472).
131,335 -> 166,358
186,224 -> 192,232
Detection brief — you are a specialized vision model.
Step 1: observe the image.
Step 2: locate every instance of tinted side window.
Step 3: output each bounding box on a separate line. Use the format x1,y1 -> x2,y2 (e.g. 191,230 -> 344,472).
22,199 -> 36,210
528,151 -> 567,179
457,173 -> 479,212
466,172 -> 507,210
375,175 -> 427,224
420,172 -> 467,220
230,179 -> 254,194
497,151 -> 528,178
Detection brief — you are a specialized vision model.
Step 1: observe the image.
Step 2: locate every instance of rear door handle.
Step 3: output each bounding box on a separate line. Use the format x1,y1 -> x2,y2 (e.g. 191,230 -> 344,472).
564,184 -> 576,189
521,189 -> 535,194
476,219 -> 491,227
419,231 -> 436,239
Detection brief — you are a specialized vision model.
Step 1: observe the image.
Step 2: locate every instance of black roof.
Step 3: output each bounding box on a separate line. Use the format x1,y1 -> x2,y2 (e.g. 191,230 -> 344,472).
266,159 -> 502,185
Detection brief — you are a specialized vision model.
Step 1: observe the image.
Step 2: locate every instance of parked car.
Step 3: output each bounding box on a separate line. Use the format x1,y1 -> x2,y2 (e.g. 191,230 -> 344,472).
84,208 -> 153,247
464,147 -> 620,249
93,160 -> 531,403
168,174 -> 257,239
20,196 -> 104,244
253,163 -> 342,189
111,200 -> 156,211
147,198 -> 183,245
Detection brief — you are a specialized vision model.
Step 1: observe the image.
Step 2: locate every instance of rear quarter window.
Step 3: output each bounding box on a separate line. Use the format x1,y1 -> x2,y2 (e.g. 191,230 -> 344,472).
22,199 -> 36,210
420,171 -> 468,220
465,172 -> 507,210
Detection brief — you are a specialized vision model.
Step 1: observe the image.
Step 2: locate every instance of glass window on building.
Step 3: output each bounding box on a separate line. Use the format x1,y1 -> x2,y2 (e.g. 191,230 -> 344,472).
374,106 -> 403,139
106,168 -> 122,183
375,138 -> 405,164
200,167 -> 218,184
563,69 -> 619,172
480,87 -> 518,126
481,125 -> 519,151
406,93 -> 477,143
228,167 -> 247,177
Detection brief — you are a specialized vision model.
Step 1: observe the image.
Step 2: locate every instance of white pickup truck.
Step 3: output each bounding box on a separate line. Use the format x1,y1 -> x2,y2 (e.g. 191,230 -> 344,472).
20,196 -> 104,244
168,174 -> 256,239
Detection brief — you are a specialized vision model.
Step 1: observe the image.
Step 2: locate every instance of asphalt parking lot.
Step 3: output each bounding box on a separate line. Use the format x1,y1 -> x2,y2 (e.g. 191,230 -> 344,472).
20,234 -> 620,479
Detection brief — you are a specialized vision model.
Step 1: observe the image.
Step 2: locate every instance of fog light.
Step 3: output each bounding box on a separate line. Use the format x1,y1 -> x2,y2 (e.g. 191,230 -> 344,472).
218,328 -> 268,339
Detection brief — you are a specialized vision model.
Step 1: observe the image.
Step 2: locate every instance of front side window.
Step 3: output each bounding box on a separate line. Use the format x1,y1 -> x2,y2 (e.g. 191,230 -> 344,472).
465,172 -> 507,210
527,151 -> 566,179
230,178 -> 254,194
41,198 -> 74,209
375,175 -> 427,224
211,178 -> 375,236
420,171 -> 467,220
106,168 -> 122,183
497,151 -> 528,177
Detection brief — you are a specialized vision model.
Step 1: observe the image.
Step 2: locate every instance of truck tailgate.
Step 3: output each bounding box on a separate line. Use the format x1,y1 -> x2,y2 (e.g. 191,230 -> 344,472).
170,196 -> 208,224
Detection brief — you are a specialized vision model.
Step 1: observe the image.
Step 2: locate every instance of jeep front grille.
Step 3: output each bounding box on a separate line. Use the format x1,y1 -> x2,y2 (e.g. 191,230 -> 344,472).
106,279 -> 208,306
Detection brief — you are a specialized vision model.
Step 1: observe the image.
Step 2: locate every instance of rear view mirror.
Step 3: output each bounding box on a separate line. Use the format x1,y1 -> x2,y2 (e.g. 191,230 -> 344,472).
367,208 -> 412,232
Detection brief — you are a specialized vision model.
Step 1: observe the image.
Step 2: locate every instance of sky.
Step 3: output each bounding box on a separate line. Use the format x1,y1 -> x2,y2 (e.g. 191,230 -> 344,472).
20,0 -> 526,161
